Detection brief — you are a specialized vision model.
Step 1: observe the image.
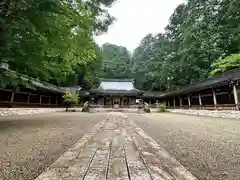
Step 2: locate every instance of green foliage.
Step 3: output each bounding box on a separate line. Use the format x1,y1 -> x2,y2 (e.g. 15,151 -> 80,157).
0,0 -> 116,88
210,54 -> 240,76
62,92 -> 79,105
156,103 -> 168,113
100,43 -> 131,79
130,0 -> 240,91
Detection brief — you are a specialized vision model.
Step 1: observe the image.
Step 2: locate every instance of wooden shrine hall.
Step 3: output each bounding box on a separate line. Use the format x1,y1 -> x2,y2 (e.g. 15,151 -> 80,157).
0,67 -> 67,107
80,79 -> 143,108
158,68 -> 240,110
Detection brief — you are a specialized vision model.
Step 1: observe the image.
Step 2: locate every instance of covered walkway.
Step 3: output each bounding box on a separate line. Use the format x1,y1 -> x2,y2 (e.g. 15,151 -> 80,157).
157,69 -> 240,110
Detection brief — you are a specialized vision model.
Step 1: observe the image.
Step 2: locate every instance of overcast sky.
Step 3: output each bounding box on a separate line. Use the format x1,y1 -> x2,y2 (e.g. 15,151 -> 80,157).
94,0 -> 185,51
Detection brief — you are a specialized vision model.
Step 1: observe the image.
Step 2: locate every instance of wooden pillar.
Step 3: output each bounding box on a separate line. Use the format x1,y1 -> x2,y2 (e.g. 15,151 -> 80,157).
10,91 -> 15,103
188,95 -> 191,108
39,95 -> 43,104
56,96 -> 58,105
233,83 -> 239,110
212,89 -> 217,109
48,96 -> 51,105
180,97 -> 183,108
27,93 -> 30,103
198,94 -> 202,108
111,97 -> 113,108
173,97 -> 176,108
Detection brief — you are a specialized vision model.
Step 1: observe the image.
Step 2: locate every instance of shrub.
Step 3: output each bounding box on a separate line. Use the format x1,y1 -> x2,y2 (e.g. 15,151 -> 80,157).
62,92 -> 79,111
156,103 -> 168,113
144,107 -> 151,113
210,54 -> 240,76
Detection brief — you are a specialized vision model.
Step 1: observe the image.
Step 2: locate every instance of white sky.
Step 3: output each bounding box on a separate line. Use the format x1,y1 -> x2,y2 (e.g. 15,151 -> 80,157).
94,0 -> 185,51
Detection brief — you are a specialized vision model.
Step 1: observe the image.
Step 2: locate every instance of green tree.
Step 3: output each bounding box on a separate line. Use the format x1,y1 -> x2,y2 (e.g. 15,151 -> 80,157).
130,0 -> 240,92
0,0 -> 116,88
100,43 -> 131,79
210,54 -> 240,76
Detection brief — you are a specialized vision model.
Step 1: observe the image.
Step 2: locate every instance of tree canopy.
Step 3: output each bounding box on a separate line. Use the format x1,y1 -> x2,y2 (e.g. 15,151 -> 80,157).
130,0 -> 240,91
100,43 -> 131,79
1,0 -> 239,92
0,0 -> 116,88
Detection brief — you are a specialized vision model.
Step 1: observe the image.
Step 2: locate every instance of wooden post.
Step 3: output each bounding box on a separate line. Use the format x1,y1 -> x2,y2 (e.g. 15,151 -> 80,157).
156,99 -> 159,109
111,97 -> 113,108
39,95 -> 43,104
48,96 -> 51,105
27,93 -> 30,103
212,89 -> 217,109
180,97 -> 183,108
165,101 -> 167,107
198,94 -> 202,109
188,95 -> 191,109
173,97 -> 176,108
233,83 -> 239,110
10,91 -> 15,103
56,96 -> 58,105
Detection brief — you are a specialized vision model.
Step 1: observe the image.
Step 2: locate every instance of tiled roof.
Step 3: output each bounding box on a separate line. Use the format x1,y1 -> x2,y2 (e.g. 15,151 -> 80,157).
1,68 -> 67,94
159,68 -> 240,98
98,80 -> 135,91
89,79 -> 142,95
142,91 -> 164,98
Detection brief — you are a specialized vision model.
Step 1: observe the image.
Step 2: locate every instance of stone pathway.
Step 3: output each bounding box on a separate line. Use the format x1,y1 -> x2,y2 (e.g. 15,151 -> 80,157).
35,112 -> 197,180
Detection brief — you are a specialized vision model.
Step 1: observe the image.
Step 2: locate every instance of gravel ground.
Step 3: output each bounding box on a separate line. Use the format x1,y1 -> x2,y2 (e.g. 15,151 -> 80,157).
0,108 -> 65,116
169,109 -> 240,119
128,113 -> 240,180
0,112 -> 105,180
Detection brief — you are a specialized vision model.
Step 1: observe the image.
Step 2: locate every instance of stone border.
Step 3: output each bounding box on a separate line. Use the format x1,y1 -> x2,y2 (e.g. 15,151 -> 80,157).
0,108 -> 65,116
169,109 -> 240,120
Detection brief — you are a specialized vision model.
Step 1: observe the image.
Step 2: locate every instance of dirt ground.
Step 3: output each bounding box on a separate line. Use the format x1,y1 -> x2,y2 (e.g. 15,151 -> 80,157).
128,113 -> 240,180
0,112 -> 104,180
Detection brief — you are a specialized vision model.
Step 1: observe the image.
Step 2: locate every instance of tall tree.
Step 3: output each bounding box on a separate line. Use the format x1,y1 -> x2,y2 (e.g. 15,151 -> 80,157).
100,43 -> 131,79
131,0 -> 240,91
0,0 -> 116,88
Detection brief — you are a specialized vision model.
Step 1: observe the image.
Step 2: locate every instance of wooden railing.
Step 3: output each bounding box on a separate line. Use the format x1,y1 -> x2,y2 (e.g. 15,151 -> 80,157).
166,104 -> 238,110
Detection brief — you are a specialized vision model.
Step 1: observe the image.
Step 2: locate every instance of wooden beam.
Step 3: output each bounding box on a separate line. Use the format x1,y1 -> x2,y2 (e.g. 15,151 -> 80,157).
27,93 -> 30,103
198,94 -> 202,106
233,84 -> 239,110
173,97 -> 176,108
179,97 -> 183,108
187,95 -> 191,108
10,91 -> 15,103
48,96 -> 51,104
212,89 -> 217,109
39,95 -> 43,104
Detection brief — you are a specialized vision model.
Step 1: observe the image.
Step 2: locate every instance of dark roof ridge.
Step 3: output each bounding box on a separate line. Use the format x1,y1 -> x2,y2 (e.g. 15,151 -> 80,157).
99,78 -> 134,82
2,68 -> 66,93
